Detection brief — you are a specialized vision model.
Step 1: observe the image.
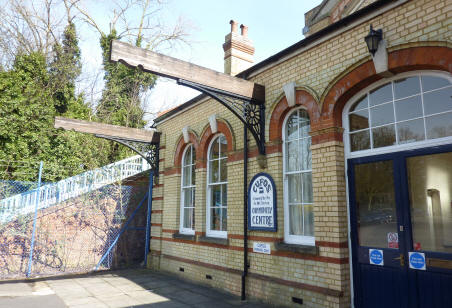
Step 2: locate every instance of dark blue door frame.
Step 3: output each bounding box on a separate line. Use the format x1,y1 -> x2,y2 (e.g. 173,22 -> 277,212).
348,143 -> 452,308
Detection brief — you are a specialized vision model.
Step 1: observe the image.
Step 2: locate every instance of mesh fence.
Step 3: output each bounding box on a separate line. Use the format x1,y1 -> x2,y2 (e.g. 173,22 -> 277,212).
0,160 -> 149,279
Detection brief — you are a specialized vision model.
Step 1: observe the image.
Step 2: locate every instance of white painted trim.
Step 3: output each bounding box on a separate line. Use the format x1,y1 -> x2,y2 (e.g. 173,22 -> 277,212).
182,126 -> 190,143
282,106 -> 315,246
209,114 -> 218,133
206,134 -> 228,239
179,144 -> 195,235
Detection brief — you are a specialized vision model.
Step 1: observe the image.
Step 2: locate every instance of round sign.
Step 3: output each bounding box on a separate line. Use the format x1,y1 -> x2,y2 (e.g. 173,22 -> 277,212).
369,249 -> 383,265
409,252 -> 425,269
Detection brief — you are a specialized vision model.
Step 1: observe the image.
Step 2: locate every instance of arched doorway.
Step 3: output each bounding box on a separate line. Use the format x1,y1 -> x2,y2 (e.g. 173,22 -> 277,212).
343,71 -> 452,308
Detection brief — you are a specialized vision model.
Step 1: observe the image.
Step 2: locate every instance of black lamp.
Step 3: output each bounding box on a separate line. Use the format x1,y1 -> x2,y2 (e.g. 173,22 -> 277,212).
364,25 -> 383,56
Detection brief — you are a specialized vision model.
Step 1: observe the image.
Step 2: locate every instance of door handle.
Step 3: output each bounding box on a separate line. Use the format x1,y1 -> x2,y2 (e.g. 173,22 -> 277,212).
394,254 -> 405,266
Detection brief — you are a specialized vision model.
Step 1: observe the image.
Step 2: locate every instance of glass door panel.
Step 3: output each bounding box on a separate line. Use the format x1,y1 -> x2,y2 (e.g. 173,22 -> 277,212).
355,160 -> 398,248
407,152 -> 452,253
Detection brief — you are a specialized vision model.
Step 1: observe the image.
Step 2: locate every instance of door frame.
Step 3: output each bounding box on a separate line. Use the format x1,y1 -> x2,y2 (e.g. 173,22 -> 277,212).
347,143 -> 452,308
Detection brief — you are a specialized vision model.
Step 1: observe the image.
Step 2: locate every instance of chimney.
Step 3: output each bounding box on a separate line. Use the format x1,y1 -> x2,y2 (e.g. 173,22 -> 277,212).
223,20 -> 254,76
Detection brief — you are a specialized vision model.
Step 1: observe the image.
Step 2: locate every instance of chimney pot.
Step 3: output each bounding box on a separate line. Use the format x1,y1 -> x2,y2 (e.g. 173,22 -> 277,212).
240,24 -> 248,37
229,20 -> 238,33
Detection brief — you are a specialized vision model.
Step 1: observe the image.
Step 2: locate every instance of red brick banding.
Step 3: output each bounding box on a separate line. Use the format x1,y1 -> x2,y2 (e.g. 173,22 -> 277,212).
198,120 -> 235,168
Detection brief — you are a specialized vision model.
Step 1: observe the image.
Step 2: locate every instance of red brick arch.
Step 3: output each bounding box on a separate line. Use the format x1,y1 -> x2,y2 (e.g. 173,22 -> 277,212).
173,131 -> 200,168
268,90 -> 320,143
320,46 -> 452,129
198,119 -> 235,167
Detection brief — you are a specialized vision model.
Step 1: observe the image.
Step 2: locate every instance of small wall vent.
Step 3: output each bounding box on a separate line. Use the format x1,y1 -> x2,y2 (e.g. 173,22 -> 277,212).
206,274 -> 212,280
292,297 -> 303,305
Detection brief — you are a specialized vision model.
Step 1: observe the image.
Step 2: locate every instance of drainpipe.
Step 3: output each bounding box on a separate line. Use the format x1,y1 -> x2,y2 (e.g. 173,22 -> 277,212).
241,123 -> 249,300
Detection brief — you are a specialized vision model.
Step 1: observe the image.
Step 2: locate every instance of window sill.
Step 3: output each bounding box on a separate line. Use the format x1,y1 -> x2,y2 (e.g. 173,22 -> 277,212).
198,236 -> 229,246
274,241 -> 319,255
173,233 -> 196,241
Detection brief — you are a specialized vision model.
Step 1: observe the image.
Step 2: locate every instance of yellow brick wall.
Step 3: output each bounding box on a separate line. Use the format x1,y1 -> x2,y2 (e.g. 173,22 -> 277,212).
149,1 -> 450,307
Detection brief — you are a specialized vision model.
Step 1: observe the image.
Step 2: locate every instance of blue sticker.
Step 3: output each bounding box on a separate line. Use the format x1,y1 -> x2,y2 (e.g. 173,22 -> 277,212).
409,252 -> 426,270
369,249 -> 384,266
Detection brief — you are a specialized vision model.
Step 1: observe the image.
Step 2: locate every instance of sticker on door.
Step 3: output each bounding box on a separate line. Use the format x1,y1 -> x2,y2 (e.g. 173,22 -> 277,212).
409,252 -> 426,270
369,249 -> 384,266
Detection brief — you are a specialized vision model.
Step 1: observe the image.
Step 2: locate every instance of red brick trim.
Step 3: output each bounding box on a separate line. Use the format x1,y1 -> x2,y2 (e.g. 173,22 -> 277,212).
159,146 -> 166,150
173,132 -> 200,168
153,183 -> 163,188
198,119 -> 235,163
161,254 -> 343,297
317,241 -> 348,248
248,272 -> 343,297
321,46 -> 452,129
151,223 -> 162,227
269,90 -> 320,143
164,167 -> 180,176
151,210 -> 163,214
161,229 -> 177,233
152,196 -> 163,201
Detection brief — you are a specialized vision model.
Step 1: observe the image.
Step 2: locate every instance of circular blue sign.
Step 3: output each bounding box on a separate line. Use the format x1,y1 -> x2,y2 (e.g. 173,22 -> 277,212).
369,249 -> 383,265
410,252 -> 425,269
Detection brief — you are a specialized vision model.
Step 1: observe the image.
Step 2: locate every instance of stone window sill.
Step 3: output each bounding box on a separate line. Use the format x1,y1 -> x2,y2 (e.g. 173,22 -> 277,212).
198,236 -> 229,246
274,241 -> 319,255
172,233 -> 196,241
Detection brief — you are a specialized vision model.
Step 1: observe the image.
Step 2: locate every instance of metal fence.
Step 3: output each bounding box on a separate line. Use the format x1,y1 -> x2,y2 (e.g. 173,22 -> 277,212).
0,159 -> 150,279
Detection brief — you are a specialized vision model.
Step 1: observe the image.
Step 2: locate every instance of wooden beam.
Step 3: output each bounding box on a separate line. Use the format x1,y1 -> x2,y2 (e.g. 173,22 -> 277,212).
54,117 -> 160,144
110,40 -> 265,102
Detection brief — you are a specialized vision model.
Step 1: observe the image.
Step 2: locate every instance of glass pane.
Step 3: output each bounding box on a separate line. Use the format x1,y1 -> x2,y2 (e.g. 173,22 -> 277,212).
350,95 -> 368,112
183,166 -> 191,186
210,159 -> 219,183
302,172 -> 313,203
303,204 -> 314,236
286,140 -> 299,172
299,139 -> 311,170
221,208 -> 227,231
211,185 -> 221,207
372,124 -> 396,148
219,136 -> 227,158
219,158 -> 227,182
183,146 -> 192,166
210,138 -> 220,159
370,102 -> 394,127
191,164 -> 196,184
211,208 -> 221,231
286,113 -> 298,140
350,130 -> 370,151
423,87 -> 452,115
288,174 -> 302,204
183,188 -> 192,207
369,83 -> 393,106
421,76 -> 451,92
221,184 -> 227,207
350,109 -> 369,131
394,76 -> 420,99
299,110 -> 310,138
394,95 -> 423,121
397,119 -> 425,144
407,152 -> 452,253
289,204 -> 303,235
354,160 -> 397,248
183,208 -> 193,229
426,112 -> 452,139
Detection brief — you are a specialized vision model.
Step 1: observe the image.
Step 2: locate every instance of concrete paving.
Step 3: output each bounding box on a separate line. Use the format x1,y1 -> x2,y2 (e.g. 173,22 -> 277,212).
0,269 -> 273,307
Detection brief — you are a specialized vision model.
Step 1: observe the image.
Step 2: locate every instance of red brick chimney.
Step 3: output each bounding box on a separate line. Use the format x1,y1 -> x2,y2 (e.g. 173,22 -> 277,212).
223,20 -> 254,76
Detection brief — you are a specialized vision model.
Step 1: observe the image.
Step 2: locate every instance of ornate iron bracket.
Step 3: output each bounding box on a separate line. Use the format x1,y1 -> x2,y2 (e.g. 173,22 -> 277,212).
95,135 -> 159,175
178,79 -> 266,155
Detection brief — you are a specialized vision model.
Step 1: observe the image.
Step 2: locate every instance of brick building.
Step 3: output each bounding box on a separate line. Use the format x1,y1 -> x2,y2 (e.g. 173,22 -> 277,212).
147,0 -> 452,307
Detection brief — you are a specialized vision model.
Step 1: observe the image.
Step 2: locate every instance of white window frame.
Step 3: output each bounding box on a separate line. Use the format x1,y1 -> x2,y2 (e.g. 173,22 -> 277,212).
206,134 -> 228,238
283,107 -> 315,246
179,144 -> 195,235
343,70 -> 452,159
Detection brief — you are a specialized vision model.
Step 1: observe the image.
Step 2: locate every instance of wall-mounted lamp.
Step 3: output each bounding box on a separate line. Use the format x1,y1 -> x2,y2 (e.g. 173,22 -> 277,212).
364,25 -> 383,56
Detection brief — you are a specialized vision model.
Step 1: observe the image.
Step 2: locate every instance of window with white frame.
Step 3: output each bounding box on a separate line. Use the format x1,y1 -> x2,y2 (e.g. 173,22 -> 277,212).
206,135 -> 228,238
283,108 -> 314,245
180,144 -> 196,234
347,73 -> 452,153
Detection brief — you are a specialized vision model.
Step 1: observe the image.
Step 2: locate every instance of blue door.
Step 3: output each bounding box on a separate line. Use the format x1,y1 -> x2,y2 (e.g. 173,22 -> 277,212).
349,145 -> 452,308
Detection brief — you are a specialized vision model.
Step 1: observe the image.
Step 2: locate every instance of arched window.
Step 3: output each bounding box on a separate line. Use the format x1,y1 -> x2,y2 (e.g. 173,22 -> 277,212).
283,108 -> 314,245
206,135 -> 228,238
347,73 -> 452,154
180,144 -> 195,234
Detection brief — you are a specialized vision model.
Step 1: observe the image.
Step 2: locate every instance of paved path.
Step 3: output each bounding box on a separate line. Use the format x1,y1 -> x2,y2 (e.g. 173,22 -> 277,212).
0,269 -> 272,308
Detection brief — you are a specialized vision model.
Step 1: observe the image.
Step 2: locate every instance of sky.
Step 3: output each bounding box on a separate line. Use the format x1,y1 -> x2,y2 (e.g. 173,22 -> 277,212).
78,0 -> 323,125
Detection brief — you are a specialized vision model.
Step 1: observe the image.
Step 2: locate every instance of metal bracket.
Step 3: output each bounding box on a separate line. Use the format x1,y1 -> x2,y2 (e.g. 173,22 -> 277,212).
178,79 -> 266,155
95,135 -> 159,174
